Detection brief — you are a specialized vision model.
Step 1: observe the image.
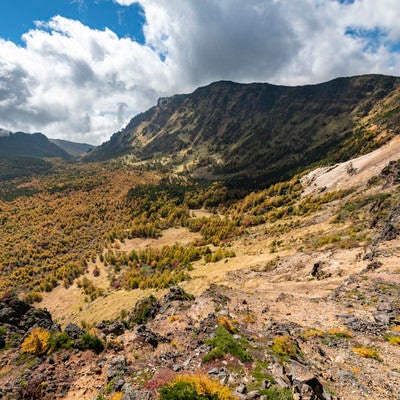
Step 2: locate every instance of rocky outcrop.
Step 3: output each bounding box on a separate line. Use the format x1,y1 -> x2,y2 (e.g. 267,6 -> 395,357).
0,296 -> 55,332
129,295 -> 161,325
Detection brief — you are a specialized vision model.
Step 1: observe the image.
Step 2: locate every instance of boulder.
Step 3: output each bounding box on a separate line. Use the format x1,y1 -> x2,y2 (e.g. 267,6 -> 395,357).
130,295 -> 160,325
96,321 -> 125,336
136,325 -> 168,349
64,323 -> 84,339
162,286 -> 194,302
106,355 -> 127,381
0,296 -> 55,331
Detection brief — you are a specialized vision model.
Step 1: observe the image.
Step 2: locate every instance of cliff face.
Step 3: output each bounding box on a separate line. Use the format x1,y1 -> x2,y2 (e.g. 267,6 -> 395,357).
86,75 -> 400,187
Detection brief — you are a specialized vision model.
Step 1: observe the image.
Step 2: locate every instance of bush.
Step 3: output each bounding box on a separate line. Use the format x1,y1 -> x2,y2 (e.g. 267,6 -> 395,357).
203,326 -> 252,363
21,327 -> 51,355
130,295 -> 160,325
327,328 -> 353,339
352,345 -> 381,361
110,392 -> 124,400
49,332 -> 74,350
384,334 -> 400,346
77,333 -> 104,353
271,336 -> 302,360
217,316 -> 237,334
259,386 -> 293,400
159,374 -> 237,400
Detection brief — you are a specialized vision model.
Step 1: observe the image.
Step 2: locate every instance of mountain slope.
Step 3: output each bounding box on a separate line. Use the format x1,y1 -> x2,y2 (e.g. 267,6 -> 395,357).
86,74 -> 400,188
49,138 -> 94,157
0,132 -> 70,159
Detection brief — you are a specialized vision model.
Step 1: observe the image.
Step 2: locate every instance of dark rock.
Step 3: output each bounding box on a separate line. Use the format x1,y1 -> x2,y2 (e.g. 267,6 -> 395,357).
311,262 -> 331,280
340,313 -> 386,335
106,355 -> 127,381
172,364 -> 181,372
162,286 -> 194,302
264,321 -> 301,337
113,377 -> 126,391
365,261 -> 383,272
64,323 -> 84,339
363,251 -> 376,261
199,313 -> 218,334
0,336 -> 5,349
130,295 -> 160,325
121,385 -> 152,400
311,262 -> 321,277
208,367 -> 219,375
379,223 -> 397,241
289,361 -> 327,399
0,297 -> 54,331
136,325 -> 168,349
96,321 -> 125,336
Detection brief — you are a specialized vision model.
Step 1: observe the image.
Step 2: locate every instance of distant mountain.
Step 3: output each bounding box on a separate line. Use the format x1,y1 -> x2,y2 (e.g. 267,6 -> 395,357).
49,138 -> 94,157
0,132 -> 70,159
86,74 -> 400,188
0,128 -> 10,137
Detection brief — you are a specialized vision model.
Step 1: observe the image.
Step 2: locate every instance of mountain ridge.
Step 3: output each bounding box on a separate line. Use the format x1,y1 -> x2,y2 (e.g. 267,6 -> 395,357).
49,138 -> 94,157
0,131 -> 70,159
86,74 -> 400,187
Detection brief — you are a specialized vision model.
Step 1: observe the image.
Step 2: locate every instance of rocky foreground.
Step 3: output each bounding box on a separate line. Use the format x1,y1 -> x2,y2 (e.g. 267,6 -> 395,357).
1,261 -> 399,400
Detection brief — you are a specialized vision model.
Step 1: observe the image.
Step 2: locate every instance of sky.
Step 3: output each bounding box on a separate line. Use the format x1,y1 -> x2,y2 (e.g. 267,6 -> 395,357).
0,0 -> 400,145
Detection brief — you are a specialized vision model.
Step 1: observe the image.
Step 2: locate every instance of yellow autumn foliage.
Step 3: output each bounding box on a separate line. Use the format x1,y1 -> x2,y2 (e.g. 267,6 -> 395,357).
21,327 -> 51,355
167,374 -> 237,400
110,392 -> 124,400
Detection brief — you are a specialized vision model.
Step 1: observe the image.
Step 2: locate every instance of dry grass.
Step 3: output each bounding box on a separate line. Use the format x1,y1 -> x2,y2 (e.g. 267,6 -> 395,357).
328,328 -> 353,339
352,345 -> 381,361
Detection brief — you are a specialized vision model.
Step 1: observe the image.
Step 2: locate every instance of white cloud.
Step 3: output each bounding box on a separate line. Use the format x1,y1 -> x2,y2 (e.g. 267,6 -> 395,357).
1,0 -> 400,144
0,15 -> 170,143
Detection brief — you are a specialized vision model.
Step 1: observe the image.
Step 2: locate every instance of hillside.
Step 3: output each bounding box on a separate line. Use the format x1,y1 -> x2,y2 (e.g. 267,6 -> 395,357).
1,75 -> 400,399
1,133 -> 400,398
50,138 -> 94,157
86,74 -> 400,188
0,131 -> 70,159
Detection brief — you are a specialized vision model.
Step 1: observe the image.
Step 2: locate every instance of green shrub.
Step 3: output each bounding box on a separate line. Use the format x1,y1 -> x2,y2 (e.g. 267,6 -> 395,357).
203,326 -> 252,362
49,332 -> 74,350
384,334 -> 400,346
130,295 -> 160,325
159,374 -> 237,400
271,336 -> 302,360
159,381 -> 200,400
259,386 -> 293,400
77,333 -> 104,353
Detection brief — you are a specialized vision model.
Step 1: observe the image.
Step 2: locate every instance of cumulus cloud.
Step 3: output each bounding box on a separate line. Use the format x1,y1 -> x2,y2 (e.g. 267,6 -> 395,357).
0,15 -> 170,143
1,0 -> 400,143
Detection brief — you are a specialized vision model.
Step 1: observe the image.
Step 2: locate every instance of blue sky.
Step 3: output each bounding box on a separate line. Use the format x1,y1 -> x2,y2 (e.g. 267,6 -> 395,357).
0,0 -> 145,45
0,0 -> 399,144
